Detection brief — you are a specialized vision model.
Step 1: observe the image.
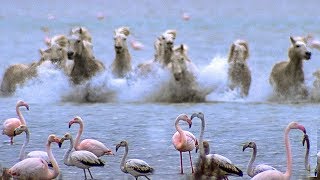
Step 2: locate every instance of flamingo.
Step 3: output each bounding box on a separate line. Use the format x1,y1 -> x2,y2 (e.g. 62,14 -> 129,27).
302,134 -> 311,171
191,112 -> 243,179
59,132 -> 104,179
172,114 -> 197,174
13,125 -> 53,167
7,134 -> 60,179
2,100 -> 29,144
242,141 -> 277,177
251,121 -> 307,180
68,116 -> 114,157
130,39 -> 144,50
116,140 -> 154,179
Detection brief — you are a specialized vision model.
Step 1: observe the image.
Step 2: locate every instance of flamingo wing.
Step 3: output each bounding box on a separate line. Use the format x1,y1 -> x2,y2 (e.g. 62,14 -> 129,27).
79,139 -> 111,156
9,158 -> 48,178
206,154 -> 243,177
70,150 -> 105,167
125,159 -> 154,175
252,164 -> 276,176
27,151 -> 52,167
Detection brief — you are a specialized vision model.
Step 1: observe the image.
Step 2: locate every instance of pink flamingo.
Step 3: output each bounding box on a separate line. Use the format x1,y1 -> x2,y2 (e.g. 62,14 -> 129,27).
69,116 -> 114,157
2,100 -> 29,144
252,121 -> 306,180
130,39 -> 144,50
7,134 -> 60,179
172,114 -> 198,174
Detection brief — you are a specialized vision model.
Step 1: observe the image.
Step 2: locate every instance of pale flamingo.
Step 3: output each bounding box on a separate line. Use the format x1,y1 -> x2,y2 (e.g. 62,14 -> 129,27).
251,121 -> 306,180
68,116 -> 114,157
130,39 -> 144,50
2,100 -> 29,144
172,114 -> 197,174
7,134 -> 60,179
191,112 -> 243,179
243,141 -> 276,177
59,133 -> 104,179
13,125 -> 52,167
116,140 -> 154,179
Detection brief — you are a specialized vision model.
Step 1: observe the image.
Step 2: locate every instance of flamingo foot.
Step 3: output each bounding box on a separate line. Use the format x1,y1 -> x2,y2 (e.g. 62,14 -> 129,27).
88,169 -> 94,179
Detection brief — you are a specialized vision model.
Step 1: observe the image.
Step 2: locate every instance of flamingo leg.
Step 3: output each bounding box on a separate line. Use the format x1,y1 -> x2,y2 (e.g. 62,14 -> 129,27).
88,168 -> 94,179
145,175 -> 150,180
189,151 -> 194,173
10,137 -> 13,145
180,151 -> 184,174
83,169 -> 87,179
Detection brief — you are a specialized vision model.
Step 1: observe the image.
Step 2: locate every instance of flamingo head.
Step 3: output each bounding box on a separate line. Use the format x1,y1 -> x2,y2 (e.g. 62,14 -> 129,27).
288,122 -> 306,134
48,134 -> 61,145
177,114 -> 192,128
13,125 -> 28,136
69,116 -> 82,128
242,141 -> 256,151
191,112 -> 204,121
17,100 -> 29,110
59,133 -> 72,148
116,140 -> 128,152
302,134 -> 309,147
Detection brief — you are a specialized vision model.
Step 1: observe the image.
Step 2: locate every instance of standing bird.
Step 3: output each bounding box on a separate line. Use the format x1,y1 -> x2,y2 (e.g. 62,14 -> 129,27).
2,100 -> 29,144
251,122 -> 307,180
59,133 -> 105,179
172,114 -> 197,174
191,112 -> 243,179
7,134 -> 60,179
243,141 -> 276,177
14,125 -> 52,167
68,116 -> 114,157
116,140 -> 154,180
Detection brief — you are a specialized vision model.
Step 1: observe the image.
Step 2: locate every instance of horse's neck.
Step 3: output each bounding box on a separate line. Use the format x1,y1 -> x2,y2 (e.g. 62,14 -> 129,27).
162,48 -> 173,66
286,57 -> 304,80
114,49 -> 131,68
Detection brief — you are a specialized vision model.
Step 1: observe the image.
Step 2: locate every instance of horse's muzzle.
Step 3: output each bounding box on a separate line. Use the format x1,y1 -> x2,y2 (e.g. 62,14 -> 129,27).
305,51 -> 311,60
67,51 -> 74,60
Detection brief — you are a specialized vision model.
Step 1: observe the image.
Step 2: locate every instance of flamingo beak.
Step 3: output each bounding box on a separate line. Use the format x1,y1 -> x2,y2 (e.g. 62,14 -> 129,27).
298,125 -> 307,134
187,119 -> 192,128
242,144 -> 249,152
116,144 -> 121,152
59,138 -> 65,148
68,121 -> 74,128
25,104 -> 29,111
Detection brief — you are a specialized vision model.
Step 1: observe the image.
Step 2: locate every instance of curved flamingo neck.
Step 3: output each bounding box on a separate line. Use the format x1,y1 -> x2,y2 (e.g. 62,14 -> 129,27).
16,105 -> 26,125
284,127 -> 292,178
120,144 -> 129,173
46,141 -> 59,179
247,146 -> 257,177
74,122 -> 84,150
19,129 -> 30,160
63,138 -> 74,166
175,118 -> 186,147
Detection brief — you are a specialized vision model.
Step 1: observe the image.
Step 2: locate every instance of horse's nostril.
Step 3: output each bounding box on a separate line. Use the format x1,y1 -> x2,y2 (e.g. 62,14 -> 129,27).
115,46 -> 122,49
306,52 -> 311,56
67,52 -> 74,57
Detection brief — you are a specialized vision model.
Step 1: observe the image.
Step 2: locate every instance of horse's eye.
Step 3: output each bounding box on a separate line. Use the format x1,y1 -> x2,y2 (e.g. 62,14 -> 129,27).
77,40 -> 81,43
296,45 -> 300,48
124,38 -> 127,41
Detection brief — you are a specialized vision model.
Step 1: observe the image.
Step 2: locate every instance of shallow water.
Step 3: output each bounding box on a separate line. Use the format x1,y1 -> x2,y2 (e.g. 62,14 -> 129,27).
0,1 -> 319,179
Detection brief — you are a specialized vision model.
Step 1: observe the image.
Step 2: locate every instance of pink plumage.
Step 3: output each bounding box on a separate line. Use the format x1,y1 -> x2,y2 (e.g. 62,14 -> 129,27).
8,134 -> 60,179
2,100 -> 29,144
69,116 -> 114,157
251,122 -> 306,180
172,114 -> 197,174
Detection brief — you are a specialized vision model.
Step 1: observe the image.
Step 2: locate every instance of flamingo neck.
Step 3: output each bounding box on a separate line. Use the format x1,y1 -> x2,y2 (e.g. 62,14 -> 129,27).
63,138 -> 74,166
284,127 -> 292,178
175,118 -> 186,147
46,141 -> 59,179
19,129 -> 30,161
120,145 -> 129,173
74,122 -> 83,150
199,117 -> 205,158
16,105 -> 26,125
247,146 -> 257,177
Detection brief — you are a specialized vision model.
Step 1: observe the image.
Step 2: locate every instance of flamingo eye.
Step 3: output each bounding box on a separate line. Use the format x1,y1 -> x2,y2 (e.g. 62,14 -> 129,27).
296,45 -> 300,48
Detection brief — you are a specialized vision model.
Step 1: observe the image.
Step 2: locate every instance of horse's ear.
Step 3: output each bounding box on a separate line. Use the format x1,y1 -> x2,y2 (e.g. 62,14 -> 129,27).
79,27 -> 83,34
165,29 -> 177,39
290,36 -> 296,45
39,49 -> 44,56
228,43 -> 235,63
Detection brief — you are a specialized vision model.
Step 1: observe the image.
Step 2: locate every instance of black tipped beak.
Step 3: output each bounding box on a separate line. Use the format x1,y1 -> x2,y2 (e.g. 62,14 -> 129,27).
68,124 -> 71,128
116,144 -> 120,152
26,105 -> 29,111
242,145 -> 248,152
58,142 -> 62,148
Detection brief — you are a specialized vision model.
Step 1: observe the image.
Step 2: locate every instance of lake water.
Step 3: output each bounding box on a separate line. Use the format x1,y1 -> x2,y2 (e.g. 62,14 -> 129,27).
0,0 -> 319,179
